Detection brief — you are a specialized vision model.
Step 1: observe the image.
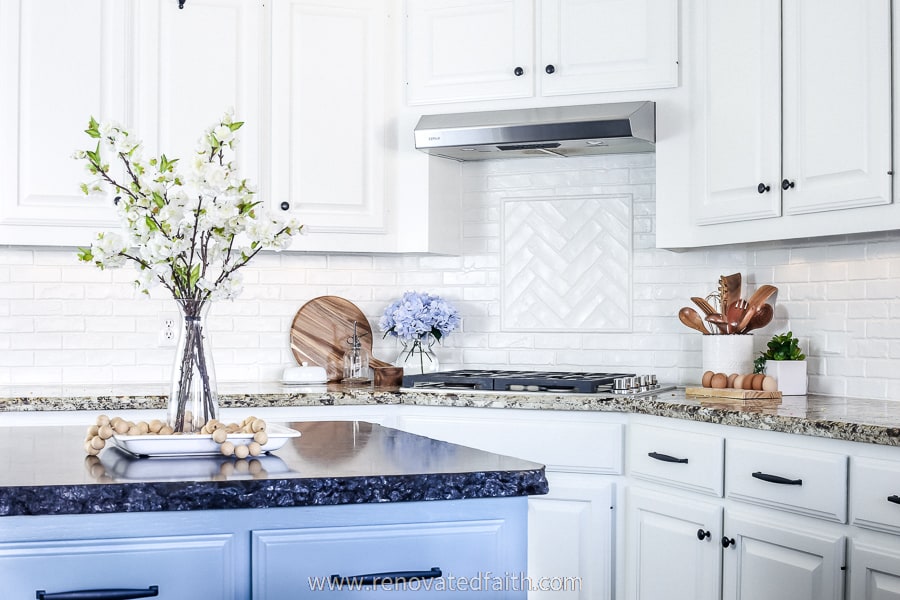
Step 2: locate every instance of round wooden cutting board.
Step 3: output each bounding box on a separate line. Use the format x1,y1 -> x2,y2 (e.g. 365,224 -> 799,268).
289,296 -> 375,382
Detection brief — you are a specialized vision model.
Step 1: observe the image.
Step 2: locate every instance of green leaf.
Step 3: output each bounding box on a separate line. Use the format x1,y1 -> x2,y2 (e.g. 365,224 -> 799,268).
189,264 -> 201,288
229,121 -> 244,132
85,116 -> 100,138
76,247 -> 93,262
145,216 -> 159,231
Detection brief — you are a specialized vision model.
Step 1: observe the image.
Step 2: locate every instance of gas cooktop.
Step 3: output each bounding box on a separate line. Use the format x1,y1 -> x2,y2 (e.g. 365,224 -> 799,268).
401,369 -> 673,396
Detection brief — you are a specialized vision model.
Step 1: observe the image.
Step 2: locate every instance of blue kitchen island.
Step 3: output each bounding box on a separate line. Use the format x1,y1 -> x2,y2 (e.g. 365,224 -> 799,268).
0,421 -> 548,598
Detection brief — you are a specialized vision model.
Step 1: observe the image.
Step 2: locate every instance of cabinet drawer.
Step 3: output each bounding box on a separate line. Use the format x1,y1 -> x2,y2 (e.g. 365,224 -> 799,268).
629,424 -> 724,496
0,534 -> 235,599
252,516 -> 525,598
850,457 -> 900,535
725,439 -> 847,523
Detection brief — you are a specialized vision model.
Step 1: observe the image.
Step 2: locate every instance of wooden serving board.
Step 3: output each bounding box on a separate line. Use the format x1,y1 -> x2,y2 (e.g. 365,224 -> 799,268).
290,296 -> 375,382
685,387 -> 782,400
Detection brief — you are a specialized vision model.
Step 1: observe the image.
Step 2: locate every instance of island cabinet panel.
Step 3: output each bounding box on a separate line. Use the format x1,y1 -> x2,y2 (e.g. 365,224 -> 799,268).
849,536 -> 900,600
252,516 -> 525,598
0,534 -> 237,600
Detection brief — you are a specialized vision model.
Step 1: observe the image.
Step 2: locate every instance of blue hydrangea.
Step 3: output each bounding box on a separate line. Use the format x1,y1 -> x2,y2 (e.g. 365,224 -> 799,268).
379,291 -> 461,342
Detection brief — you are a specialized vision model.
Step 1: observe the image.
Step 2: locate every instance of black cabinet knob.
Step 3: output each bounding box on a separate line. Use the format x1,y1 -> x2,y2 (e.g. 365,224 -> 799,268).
757,183 -> 770,194
697,529 -> 711,541
280,201 -> 290,211
888,495 -> 900,505
545,64 -> 556,74
722,536 -> 736,548
514,66 -> 524,76
782,179 -> 795,190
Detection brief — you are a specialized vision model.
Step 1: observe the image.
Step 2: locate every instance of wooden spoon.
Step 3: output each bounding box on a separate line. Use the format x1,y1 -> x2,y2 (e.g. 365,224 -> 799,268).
735,285 -> 778,333
743,302 -> 774,333
705,313 -> 729,334
679,307 -> 710,334
725,299 -> 748,334
691,296 -> 719,317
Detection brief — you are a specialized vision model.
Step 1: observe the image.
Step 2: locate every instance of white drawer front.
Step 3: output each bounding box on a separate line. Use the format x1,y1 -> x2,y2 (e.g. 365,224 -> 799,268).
629,424 -> 725,496
0,534 -> 236,600
725,439 -> 848,523
851,456 -> 900,534
253,517 -> 525,598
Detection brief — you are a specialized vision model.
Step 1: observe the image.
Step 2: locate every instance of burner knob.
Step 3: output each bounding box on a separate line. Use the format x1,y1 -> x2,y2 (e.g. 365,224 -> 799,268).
638,374 -> 651,388
648,374 -> 658,386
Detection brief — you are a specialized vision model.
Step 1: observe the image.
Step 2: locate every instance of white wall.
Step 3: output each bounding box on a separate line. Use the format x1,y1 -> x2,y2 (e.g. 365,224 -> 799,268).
2,153 -> 900,400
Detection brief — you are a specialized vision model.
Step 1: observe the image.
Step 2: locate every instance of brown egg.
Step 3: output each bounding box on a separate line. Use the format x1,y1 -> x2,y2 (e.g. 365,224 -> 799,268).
701,371 -> 715,388
733,374 -> 746,390
710,373 -> 728,388
727,373 -> 739,388
751,373 -> 765,390
761,375 -> 778,392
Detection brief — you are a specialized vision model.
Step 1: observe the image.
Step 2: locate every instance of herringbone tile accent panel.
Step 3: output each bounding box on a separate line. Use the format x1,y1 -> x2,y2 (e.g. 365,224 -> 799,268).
501,195 -> 632,331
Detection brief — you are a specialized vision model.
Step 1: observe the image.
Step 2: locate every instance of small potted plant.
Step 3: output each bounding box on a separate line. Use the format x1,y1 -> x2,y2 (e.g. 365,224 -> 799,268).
754,331 -> 807,395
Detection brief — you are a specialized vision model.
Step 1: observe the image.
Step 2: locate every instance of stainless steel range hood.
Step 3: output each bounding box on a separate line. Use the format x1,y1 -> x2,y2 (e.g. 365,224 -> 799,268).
414,101 -> 655,161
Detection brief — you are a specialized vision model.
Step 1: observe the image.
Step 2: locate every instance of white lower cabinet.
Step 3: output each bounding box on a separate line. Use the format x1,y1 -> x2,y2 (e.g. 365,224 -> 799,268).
723,511 -> 846,600
0,534 -> 237,599
625,487 -> 722,600
849,534 -> 900,600
395,407 -> 623,599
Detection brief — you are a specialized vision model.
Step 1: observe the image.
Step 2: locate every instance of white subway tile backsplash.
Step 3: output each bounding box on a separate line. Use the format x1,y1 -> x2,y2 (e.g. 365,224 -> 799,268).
2,153 -> 900,399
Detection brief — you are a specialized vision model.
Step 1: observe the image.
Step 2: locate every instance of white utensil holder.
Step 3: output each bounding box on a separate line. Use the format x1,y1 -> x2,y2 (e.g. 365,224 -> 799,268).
702,335 -> 754,375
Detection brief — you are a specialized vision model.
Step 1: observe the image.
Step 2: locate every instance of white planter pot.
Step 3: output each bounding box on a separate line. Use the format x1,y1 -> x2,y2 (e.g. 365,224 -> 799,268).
764,360 -> 808,395
701,335 -> 754,375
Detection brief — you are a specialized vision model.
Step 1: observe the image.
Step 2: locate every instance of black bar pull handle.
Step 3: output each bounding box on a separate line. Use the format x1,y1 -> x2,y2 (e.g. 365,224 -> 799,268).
648,451 -> 689,464
331,567 -> 442,586
888,495 -> 900,505
36,586 -> 159,600
752,471 -> 802,486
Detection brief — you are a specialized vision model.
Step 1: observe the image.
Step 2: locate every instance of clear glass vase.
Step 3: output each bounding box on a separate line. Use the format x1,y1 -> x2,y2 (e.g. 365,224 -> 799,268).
167,298 -> 218,433
394,335 -> 440,375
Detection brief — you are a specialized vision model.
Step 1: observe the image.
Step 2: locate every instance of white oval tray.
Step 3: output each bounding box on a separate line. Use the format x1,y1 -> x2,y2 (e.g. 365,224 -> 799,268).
110,423 -> 301,457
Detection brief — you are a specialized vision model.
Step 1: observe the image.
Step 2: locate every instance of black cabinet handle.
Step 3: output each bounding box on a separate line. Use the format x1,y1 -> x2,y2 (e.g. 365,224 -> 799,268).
697,529 -> 711,541
752,471 -> 802,486
722,536 -> 735,548
648,451 -> 689,464
782,179 -> 795,190
280,201 -> 290,211
331,567 -> 441,586
36,586 -> 159,600
545,64 -> 556,74
888,495 -> 900,505
757,183 -> 770,194
514,66 -> 524,76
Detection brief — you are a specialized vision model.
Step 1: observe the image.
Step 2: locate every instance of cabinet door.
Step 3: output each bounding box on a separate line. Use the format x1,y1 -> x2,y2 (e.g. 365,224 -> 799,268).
0,0 -> 128,246
539,0 -> 679,96
691,0 -> 782,226
270,0 -> 389,240
781,0 -> 892,215
405,0 -> 533,104
849,536 -> 900,600
529,473 -> 614,600
134,0 -> 262,183
722,512 -> 845,600
625,487 -> 722,600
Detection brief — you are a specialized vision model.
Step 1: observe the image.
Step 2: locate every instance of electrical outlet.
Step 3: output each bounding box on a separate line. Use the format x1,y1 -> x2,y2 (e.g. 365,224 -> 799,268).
158,313 -> 178,347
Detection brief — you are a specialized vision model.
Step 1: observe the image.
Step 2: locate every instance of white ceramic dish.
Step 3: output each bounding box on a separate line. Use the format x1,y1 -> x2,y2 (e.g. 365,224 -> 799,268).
110,423 -> 301,457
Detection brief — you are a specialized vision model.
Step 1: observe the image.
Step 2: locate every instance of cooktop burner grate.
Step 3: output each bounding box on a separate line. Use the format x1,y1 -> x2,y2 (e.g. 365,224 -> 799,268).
402,369 -> 638,394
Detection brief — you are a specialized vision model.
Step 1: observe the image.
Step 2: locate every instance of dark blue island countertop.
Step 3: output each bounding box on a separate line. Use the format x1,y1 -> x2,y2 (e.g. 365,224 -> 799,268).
0,421 -> 549,517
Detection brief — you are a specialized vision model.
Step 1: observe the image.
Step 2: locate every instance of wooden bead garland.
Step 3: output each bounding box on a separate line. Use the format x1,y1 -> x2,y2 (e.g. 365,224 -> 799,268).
84,414 -> 269,458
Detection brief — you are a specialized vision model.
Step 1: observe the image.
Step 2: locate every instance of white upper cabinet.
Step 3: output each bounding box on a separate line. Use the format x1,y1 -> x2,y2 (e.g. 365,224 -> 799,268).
269,0 -> 390,249
404,0 -> 679,105
134,0 -> 263,184
0,0 -> 128,246
658,0 -> 895,249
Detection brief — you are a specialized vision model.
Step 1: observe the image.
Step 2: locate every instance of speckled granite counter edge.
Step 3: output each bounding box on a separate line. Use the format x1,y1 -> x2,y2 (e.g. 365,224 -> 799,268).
0,468 -> 550,517
2,388 -> 900,447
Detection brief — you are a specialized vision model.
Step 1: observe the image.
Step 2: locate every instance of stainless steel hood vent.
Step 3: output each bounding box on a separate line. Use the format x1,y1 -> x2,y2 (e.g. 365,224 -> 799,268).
414,101 -> 655,161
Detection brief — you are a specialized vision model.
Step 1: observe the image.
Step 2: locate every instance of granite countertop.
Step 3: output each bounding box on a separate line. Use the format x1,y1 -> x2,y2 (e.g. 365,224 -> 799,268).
0,421 -> 548,517
2,382 -> 900,446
